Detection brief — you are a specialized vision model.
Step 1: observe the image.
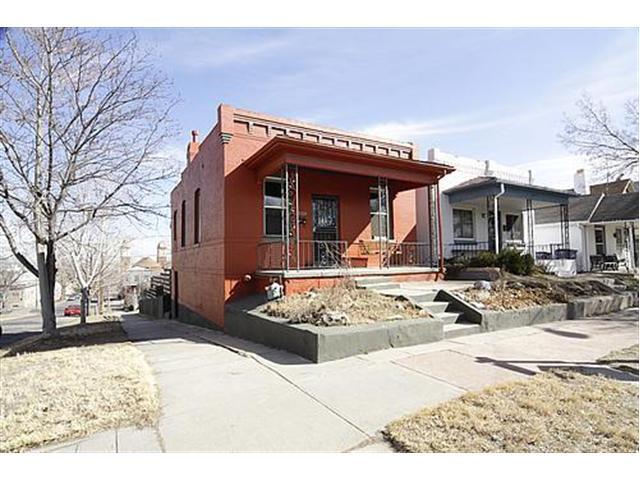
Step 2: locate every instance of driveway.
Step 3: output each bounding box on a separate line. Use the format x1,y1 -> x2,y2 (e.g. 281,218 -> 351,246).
39,308 -> 638,452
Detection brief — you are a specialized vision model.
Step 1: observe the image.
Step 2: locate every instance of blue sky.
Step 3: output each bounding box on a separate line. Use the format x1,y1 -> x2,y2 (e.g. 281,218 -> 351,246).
130,28 -> 637,254
139,28 -> 637,175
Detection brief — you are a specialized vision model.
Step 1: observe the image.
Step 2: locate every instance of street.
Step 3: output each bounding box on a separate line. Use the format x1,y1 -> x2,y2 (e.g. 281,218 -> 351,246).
0,301 -> 123,348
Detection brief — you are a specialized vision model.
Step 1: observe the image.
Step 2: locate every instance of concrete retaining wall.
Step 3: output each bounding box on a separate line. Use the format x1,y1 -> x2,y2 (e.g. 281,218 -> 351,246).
482,303 -> 568,332
479,292 -> 636,332
566,292 -> 637,319
225,295 -> 443,363
223,291 -> 636,363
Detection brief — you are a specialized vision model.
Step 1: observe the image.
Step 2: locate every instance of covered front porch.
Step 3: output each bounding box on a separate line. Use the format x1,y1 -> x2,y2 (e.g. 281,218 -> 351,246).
244,137 -> 453,277
442,177 -> 578,260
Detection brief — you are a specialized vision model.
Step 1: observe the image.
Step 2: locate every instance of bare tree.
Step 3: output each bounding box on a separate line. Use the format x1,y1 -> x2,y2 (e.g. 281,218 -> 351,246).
0,28 -> 177,334
560,94 -> 639,183
0,254 -> 26,310
59,221 -> 123,324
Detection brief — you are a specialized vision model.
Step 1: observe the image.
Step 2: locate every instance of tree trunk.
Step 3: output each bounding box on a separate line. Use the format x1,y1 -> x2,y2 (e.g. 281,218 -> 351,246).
37,249 -> 56,335
80,286 -> 89,324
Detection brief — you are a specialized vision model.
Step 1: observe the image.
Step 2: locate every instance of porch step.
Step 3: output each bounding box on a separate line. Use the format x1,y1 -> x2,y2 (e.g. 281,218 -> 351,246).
361,283 -> 401,292
375,287 -> 410,297
417,301 -> 449,314
354,277 -> 388,287
402,291 -> 438,303
434,311 -> 464,325
443,322 -> 482,339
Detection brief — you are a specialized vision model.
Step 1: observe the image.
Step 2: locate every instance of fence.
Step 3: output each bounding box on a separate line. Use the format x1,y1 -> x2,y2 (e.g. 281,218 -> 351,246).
257,239 -> 435,270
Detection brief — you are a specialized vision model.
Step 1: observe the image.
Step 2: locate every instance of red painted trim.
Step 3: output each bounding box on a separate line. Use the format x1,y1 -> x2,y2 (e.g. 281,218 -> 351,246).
244,136 -> 454,179
436,179 -> 445,274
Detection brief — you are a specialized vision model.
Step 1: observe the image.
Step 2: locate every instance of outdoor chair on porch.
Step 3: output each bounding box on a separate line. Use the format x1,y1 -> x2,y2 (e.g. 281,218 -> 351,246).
603,254 -> 627,271
589,255 -> 604,271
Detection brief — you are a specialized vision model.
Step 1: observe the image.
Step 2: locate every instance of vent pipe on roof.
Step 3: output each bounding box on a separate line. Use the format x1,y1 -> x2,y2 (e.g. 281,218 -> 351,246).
484,160 -> 493,176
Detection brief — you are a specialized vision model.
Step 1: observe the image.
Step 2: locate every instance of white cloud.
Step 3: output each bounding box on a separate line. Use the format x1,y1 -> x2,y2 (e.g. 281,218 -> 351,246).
550,34 -> 638,115
516,155 -> 591,190
360,110 -> 541,141
151,31 -> 289,69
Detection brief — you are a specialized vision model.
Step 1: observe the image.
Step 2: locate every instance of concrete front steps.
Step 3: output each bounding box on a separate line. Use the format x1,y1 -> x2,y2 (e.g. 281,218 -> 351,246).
355,276 -> 480,340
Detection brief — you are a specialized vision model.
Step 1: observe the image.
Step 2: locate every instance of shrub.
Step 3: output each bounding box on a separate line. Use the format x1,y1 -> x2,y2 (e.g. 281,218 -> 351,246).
467,251 -> 498,268
444,257 -> 469,272
497,248 -> 534,275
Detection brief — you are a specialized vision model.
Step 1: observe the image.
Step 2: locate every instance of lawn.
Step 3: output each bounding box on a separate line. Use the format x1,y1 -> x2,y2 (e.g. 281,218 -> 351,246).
0,322 -> 159,452
385,370 -> 638,453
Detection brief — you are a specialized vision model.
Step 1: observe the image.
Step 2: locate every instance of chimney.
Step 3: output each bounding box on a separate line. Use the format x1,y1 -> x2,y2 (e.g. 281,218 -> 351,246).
186,130 -> 200,165
528,170 -> 533,185
574,169 -> 588,195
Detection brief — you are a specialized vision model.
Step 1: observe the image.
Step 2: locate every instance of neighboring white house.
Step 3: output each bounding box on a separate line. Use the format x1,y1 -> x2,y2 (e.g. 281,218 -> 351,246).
535,173 -> 638,272
120,241 -> 170,292
417,148 -> 576,260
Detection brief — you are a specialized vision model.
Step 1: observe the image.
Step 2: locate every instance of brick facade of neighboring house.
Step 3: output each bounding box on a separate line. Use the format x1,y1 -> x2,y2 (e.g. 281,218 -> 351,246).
171,104 -> 452,328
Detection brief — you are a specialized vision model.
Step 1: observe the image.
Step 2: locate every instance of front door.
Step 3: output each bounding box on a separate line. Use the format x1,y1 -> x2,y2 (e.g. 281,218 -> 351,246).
312,195 -> 339,266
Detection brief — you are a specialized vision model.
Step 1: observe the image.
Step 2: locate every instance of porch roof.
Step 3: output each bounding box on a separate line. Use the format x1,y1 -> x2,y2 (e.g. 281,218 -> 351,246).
444,176 -> 578,205
243,136 -> 454,187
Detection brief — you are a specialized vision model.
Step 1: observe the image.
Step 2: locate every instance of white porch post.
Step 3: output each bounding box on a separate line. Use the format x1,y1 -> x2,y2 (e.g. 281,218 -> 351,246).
493,183 -> 505,253
493,195 -> 500,254
627,222 -> 636,270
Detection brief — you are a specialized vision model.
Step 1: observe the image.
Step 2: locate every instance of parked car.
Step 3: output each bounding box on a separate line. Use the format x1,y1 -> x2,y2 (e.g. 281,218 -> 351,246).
63,304 -> 81,316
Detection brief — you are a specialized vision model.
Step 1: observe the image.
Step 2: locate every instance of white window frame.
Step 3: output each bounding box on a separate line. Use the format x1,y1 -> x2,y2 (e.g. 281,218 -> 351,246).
369,187 -> 393,240
453,207 -> 475,242
594,225 -> 606,255
263,176 -> 284,238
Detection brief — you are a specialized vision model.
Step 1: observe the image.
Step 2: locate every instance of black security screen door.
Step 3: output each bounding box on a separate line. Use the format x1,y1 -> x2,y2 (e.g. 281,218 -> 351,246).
312,196 -> 339,266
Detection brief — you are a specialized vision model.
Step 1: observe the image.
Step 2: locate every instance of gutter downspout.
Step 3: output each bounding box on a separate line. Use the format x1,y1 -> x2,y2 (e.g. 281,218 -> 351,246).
494,183 -> 505,253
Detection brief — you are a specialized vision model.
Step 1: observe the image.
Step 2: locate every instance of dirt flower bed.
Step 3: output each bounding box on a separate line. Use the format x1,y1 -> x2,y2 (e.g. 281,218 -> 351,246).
460,277 -> 616,311
460,283 -> 566,311
385,370 -> 639,453
262,285 -> 425,326
0,322 -> 159,452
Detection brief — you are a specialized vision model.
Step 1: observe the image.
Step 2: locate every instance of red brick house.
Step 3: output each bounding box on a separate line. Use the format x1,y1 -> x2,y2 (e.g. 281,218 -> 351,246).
170,104 -> 453,328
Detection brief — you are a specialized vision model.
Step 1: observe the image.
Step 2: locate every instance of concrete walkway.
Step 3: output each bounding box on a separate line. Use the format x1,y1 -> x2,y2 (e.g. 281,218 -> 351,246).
40,308 -> 638,452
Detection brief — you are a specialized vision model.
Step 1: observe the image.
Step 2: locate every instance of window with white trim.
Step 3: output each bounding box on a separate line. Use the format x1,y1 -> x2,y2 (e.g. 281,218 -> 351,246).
453,208 -> 474,240
369,187 -> 393,239
264,177 -> 284,236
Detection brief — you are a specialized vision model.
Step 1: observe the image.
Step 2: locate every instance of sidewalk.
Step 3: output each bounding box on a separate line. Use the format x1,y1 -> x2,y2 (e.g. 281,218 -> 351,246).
39,308 -> 638,452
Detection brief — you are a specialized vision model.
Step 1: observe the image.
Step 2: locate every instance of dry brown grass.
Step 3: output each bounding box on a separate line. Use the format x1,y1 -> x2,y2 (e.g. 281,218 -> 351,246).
461,276 -> 619,311
462,284 -> 566,311
385,370 -> 639,453
263,285 -> 425,326
0,322 -> 159,452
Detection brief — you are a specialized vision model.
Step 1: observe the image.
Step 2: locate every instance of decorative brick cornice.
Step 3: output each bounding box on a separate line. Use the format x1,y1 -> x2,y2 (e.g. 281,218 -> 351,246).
220,132 -> 234,144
